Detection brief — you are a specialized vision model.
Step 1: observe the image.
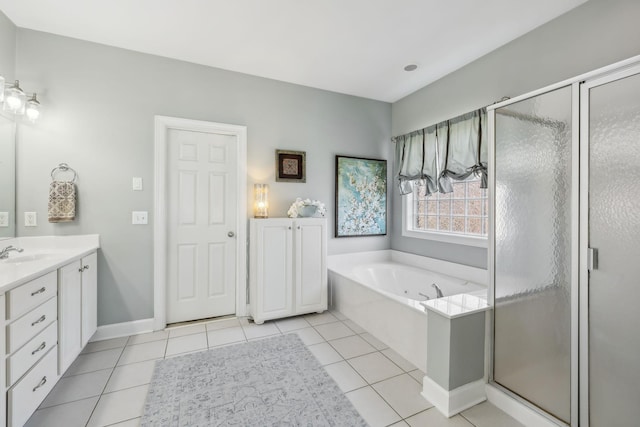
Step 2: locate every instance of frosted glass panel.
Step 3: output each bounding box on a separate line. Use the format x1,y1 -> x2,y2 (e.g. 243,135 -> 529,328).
588,72 -> 640,426
493,86 -> 572,423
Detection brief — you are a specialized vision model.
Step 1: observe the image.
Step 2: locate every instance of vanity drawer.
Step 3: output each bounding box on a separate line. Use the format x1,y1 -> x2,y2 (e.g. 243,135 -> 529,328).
7,296 -> 57,353
8,346 -> 58,427
7,321 -> 58,387
7,271 -> 57,320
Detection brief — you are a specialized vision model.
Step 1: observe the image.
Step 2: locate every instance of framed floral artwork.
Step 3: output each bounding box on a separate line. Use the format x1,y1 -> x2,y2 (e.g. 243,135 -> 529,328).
335,155 -> 387,237
275,150 -> 306,182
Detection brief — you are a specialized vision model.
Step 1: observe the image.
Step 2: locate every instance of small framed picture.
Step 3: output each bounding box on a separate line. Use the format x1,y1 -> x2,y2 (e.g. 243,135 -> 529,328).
276,150 -> 306,182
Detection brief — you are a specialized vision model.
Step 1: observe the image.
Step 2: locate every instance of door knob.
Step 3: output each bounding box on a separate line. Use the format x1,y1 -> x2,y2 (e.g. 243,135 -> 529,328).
227,231 -> 235,237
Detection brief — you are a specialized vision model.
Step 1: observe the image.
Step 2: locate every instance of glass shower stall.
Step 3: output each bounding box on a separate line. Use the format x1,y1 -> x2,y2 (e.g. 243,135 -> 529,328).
488,60 -> 640,426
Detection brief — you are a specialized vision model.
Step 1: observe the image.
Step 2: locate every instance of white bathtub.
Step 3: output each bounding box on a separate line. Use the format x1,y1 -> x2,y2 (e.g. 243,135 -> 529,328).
329,250 -> 487,373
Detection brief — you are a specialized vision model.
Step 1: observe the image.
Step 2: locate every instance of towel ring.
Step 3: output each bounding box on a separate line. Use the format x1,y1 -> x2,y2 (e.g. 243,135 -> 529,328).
51,163 -> 78,183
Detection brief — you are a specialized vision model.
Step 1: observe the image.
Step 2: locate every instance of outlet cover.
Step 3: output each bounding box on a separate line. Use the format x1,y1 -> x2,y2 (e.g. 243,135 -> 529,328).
0,212 -> 8,227
132,211 -> 148,225
24,212 -> 37,227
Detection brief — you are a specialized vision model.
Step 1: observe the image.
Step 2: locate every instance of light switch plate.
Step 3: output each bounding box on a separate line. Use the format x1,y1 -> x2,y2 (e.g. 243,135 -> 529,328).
132,211 -> 148,225
0,212 -> 8,227
132,177 -> 143,191
24,212 -> 37,227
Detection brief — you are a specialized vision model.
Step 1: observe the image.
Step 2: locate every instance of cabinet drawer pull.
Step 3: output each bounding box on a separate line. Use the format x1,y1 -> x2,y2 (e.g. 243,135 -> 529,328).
31,287 -> 46,296
31,315 -> 46,327
32,376 -> 47,392
31,341 -> 46,355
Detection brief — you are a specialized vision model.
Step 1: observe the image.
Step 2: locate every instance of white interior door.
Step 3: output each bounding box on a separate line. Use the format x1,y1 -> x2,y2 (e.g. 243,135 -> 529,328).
166,128 -> 237,323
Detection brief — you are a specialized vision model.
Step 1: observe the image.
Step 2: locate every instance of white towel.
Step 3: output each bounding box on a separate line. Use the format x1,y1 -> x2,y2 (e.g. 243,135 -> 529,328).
48,181 -> 76,222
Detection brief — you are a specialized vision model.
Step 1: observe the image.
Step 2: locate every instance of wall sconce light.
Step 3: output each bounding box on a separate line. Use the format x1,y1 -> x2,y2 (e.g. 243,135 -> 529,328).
254,184 -> 269,218
1,76 -> 42,122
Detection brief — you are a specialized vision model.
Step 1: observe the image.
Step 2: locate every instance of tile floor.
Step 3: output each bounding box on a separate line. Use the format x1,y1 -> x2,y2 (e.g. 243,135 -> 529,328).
25,311 -> 523,427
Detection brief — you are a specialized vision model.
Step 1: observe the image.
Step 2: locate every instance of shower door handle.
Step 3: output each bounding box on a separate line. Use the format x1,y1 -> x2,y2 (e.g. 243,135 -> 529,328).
587,247 -> 598,272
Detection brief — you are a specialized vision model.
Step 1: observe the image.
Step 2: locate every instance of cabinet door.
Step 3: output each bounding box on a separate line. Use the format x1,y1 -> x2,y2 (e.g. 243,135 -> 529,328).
81,252 -> 98,346
253,219 -> 294,322
294,219 -> 327,314
58,260 -> 82,374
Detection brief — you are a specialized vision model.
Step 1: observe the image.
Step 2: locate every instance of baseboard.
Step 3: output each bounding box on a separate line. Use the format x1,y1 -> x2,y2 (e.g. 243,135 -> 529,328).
90,318 -> 155,342
485,384 -> 562,427
421,376 -> 486,417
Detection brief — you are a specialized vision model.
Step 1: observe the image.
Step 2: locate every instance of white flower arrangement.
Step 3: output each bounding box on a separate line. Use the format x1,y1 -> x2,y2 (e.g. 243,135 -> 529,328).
287,198 -> 327,218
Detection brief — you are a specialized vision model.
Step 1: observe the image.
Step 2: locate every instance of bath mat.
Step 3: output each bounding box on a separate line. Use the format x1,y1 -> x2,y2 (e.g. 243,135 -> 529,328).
141,334 -> 368,426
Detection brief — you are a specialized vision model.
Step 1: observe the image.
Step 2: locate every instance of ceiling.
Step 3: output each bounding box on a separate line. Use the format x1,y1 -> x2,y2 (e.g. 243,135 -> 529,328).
0,0 -> 587,102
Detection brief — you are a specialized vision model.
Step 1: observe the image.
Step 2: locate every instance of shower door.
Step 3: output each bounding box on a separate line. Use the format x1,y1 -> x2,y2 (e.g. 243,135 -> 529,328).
581,66 -> 640,426
492,85 -> 574,424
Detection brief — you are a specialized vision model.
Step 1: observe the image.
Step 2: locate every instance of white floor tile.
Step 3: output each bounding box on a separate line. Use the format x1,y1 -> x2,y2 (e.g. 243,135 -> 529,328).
372,374 -> 433,418
205,318 -> 241,331
207,326 -> 246,347
65,348 -> 123,376
329,335 -> 376,359
388,422 -> 410,427
408,369 -> 426,385
382,348 -> 418,372
348,352 -> 404,384
342,319 -> 367,334
105,360 -> 157,393
406,409 -> 474,427
324,361 -> 367,392
461,401 -> 524,427
360,332 -> 389,350
41,369 -> 111,408
118,340 -> 166,366
26,397 -> 99,427
314,321 -> 356,341
307,342 -> 343,365
167,323 -> 206,338
165,333 -> 207,356
274,316 -> 310,332
304,311 -> 338,326
82,337 -> 128,354
87,384 -> 149,427
346,386 -> 401,427
107,418 -> 141,426
292,327 -> 325,345
242,322 -> 280,340
126,330 -> 169,345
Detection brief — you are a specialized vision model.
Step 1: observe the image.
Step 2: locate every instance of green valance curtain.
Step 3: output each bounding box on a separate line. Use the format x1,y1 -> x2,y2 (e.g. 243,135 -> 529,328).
394,108 -> 487,195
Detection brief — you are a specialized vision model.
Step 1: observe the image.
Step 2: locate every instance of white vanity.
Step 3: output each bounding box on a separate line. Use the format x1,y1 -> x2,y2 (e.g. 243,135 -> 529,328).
0,235 -> 99,427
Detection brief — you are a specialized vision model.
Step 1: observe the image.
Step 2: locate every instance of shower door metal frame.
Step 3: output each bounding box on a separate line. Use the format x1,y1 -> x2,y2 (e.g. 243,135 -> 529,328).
578,62 -> 640,427
487,81 -> 579,427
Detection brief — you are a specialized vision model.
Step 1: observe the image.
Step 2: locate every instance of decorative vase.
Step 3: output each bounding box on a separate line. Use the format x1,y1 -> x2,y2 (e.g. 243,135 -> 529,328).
299,205 -> 317,217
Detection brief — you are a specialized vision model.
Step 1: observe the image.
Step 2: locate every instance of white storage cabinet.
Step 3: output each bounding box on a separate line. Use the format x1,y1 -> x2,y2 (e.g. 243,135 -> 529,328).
250,218 -> 327,324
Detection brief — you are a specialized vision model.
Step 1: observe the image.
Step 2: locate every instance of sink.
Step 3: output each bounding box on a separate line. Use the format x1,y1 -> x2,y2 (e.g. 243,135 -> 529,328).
2,253 -> 56,264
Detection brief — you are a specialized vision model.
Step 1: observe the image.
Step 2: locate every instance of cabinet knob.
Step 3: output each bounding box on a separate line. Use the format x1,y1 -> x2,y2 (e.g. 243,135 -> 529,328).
297,226 -> 301,229
83,265 -> 90,271
227,231 -> 235,238
288,226 -> 292,230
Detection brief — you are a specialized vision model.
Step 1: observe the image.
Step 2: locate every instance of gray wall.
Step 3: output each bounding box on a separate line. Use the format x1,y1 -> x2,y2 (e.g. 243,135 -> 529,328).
391,0 -> 640,268
14,29 -> 391,326
0,10 -> 15,81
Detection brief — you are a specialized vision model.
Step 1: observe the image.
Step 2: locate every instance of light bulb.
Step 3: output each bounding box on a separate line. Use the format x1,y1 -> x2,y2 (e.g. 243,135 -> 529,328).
3,81 -> 26,115
25,94 -> 41,122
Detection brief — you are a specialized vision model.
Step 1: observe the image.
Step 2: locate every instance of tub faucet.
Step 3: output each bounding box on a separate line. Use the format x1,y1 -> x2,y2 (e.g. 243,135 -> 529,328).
432,283 -> 444,298
0,245 -> 24,259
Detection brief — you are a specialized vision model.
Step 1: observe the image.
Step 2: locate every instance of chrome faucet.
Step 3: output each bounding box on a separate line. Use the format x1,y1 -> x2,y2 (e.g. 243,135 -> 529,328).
0,245 -> 24,259
432,283 -> 444,298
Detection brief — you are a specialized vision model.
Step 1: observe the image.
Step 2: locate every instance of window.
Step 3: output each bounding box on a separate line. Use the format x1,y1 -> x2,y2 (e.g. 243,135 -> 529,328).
403,176 -> 488,247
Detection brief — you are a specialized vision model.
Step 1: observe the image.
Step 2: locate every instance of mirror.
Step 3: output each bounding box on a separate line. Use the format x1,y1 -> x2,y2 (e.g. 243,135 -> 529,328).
0,113 -> 16,239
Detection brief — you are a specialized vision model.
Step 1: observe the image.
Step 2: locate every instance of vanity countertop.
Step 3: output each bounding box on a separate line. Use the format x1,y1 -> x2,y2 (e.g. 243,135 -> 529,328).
0,235 -> 100,292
